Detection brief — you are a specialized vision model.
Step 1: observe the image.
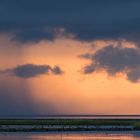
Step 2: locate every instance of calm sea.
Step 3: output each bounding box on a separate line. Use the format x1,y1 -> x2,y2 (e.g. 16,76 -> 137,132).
0,131 -> 140,140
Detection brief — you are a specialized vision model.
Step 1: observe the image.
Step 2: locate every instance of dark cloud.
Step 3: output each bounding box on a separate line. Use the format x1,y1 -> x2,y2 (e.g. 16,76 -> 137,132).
2,64 -> 63,78
51,66 -> 64,75
82,45 -> 140,82
0,0 -> 140,42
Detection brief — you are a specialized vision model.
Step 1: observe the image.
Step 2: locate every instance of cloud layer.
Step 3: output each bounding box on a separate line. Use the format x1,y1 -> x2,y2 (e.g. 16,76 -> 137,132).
0,0 -> 140,42
82,45 -> 140,82
2,64 -> 63,78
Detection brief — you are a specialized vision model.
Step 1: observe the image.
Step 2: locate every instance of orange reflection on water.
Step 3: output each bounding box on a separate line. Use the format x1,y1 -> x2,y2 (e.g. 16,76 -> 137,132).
27,132 -> 140,140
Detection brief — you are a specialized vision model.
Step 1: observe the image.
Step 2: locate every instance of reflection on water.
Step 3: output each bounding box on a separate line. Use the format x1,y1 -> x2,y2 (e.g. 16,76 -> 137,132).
0,132 -> 140,140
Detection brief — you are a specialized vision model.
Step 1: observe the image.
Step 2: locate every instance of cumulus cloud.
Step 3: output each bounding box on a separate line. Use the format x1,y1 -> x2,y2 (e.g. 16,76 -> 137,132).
2,64 -> 63,78
82,45 -> 140,82
0,0 -> 140,43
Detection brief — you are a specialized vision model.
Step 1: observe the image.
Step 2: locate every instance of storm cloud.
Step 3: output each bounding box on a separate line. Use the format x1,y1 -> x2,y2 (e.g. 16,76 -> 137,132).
82,45 -> 140,82
1,0 -> 140,42
2,64 -> 63,78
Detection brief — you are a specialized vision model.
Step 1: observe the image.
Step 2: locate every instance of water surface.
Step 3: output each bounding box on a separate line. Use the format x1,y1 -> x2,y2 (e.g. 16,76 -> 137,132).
1,131 -> 140,140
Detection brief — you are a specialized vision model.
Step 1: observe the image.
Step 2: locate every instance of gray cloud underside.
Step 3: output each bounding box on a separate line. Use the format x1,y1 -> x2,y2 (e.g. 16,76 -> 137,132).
0,0 -> 140,42
82,45 -> 140,82
2,64 -> 63,78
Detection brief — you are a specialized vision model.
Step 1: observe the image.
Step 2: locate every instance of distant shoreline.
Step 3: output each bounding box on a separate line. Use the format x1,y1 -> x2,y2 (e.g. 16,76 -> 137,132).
0,118 -> 140,132
1,115 -> 140,120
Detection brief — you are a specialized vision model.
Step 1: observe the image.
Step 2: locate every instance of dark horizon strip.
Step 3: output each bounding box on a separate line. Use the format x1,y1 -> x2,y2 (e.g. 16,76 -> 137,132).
1,115 -> 140,119
2,115 -> 140,117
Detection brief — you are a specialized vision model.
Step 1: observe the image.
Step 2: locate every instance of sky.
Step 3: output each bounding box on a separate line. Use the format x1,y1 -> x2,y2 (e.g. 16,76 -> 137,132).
1,0 -> 140,115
